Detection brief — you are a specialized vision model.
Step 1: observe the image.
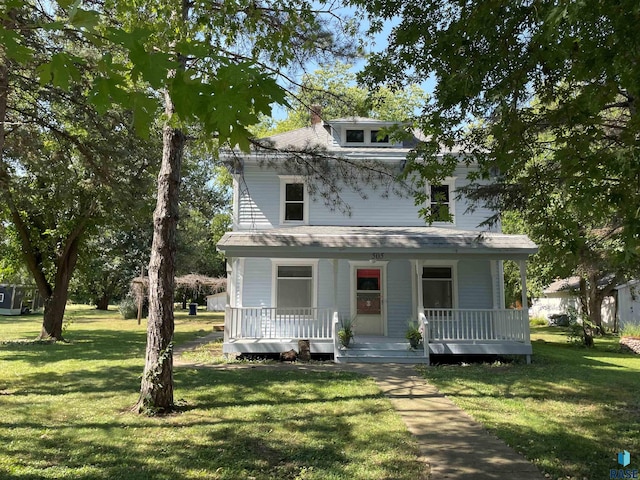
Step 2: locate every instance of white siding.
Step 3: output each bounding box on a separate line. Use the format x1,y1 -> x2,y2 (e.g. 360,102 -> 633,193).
236,163 -> 499,230
457,260 -> 494,310
386,260 -> 413,337
241,258 -> 272,306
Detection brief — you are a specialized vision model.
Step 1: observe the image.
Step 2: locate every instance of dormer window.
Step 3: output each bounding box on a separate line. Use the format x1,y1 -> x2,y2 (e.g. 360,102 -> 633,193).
336,122 -> 401,147
370,130 -> 389,143
346,129 -> 365,143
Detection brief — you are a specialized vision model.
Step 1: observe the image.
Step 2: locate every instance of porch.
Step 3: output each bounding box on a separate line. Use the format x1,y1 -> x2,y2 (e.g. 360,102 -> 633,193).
223,306 -> 532,363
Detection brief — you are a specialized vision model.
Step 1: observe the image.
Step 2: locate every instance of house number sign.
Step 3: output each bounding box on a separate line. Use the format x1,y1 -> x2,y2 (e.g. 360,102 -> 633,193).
371,253 -> 385,260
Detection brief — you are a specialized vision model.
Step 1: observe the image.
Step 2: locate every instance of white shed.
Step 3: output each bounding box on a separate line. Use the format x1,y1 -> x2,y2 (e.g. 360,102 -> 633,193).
615,280 -> 640,329
206,292 -> 226,312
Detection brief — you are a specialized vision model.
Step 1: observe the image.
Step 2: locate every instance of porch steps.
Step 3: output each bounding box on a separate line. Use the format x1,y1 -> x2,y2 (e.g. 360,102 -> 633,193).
334,340 -> 429,364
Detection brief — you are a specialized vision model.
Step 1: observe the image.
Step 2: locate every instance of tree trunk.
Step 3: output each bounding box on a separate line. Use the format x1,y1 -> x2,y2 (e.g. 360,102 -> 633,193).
136,99 -> 186,413
95,295 -> 110,310
136,0 -> 190,414
38,234 -> 81,340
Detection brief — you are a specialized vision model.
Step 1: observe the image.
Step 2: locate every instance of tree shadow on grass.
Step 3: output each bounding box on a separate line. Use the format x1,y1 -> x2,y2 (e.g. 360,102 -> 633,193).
1,366 -> 427,480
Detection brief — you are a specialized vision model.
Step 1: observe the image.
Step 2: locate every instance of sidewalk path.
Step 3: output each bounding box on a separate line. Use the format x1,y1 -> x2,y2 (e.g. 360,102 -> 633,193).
174,336 -> 544,479
344,363 -> 545,480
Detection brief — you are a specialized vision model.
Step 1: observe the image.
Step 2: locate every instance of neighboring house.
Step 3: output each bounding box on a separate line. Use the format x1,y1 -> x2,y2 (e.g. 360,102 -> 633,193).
206,292 -> 226,312
0,284 -> 42,316
529,277 -> 583,322
530,276 -> 640,330
217,116 -> 538,363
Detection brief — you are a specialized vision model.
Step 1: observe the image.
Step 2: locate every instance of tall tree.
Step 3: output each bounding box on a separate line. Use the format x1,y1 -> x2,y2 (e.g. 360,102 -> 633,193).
0,2 -> 159,339
4,0 -> 357,412
352,0 -> 640,327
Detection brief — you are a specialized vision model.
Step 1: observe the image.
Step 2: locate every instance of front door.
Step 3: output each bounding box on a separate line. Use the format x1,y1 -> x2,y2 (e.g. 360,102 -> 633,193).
353,267 -> 385,335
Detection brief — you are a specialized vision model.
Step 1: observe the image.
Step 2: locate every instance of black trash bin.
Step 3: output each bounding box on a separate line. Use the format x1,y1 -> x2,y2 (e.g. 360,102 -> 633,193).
189,303 -> 197,316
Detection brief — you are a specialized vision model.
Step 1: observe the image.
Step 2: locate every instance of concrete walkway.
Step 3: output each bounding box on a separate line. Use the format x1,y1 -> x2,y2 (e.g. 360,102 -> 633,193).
344,364 -> 545,480
174,334 -> 544,479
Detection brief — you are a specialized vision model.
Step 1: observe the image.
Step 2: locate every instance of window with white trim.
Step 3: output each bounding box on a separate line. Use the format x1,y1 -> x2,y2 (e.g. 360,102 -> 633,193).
279,177 -> 308,224
370,130 -> 389,143
426,178 -> 456,223
422,267 -> 453,309
346,129 -> 365,143
276,265 -> 313,309
0,293 -> 4,303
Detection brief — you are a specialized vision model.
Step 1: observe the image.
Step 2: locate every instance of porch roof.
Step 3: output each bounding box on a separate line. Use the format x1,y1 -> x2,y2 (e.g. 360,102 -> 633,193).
217,226 -> 537,260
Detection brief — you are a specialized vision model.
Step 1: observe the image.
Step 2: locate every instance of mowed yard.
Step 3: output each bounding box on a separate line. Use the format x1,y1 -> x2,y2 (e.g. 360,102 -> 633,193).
2,308 -> 639,480
0,306 -> 427,480
420,327 -> 640,479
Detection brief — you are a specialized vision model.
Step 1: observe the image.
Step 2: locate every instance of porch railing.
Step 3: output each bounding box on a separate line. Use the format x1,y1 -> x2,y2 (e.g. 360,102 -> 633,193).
424,308 -> 528,343
226,307 -> 334,339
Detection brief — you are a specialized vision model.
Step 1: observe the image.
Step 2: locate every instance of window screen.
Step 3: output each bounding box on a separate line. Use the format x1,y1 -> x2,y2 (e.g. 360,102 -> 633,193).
277,265 -> 313,308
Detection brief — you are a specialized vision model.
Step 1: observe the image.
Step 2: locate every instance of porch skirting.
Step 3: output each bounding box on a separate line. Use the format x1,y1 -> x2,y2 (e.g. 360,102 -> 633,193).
223,337 -> 532,362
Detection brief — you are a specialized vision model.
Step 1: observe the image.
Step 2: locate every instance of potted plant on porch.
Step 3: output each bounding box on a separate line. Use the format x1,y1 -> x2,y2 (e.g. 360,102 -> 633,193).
406,319 -> 423,349
338,317 -> 355,348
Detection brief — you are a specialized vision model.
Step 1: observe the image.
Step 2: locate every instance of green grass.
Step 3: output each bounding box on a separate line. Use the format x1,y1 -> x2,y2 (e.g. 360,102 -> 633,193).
419,326 -> 640,479
620,323 -> 640,338
0,305 -> 426,480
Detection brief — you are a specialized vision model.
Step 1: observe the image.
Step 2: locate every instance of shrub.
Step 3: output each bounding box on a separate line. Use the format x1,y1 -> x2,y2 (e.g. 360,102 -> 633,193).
529,316 -> 547,326
566,308 -> 594,347
620,323 -> 640,338
118,297 -> 138,320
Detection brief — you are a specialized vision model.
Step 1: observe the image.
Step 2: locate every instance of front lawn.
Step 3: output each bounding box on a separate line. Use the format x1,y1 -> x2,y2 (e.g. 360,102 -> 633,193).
0,305 -> 427,479
420,326 -> 640,480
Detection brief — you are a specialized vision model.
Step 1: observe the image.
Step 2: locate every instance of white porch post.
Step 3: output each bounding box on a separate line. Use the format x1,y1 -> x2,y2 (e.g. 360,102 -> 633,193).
490,260 -> 499,310
414,260 -> 424,315
224,257 -> 234,347
332,259 -> 339,312
518,260 -> 531,344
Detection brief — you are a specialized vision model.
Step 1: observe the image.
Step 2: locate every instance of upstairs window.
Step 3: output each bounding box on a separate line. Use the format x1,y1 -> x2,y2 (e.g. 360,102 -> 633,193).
346,129 -> 365,143
370,130 -> 389,143
280,176 -> 308,224
426,178 -> 456,223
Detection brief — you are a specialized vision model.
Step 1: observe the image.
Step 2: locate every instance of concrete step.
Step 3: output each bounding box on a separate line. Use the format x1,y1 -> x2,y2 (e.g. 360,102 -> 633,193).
335,340 -> 429,364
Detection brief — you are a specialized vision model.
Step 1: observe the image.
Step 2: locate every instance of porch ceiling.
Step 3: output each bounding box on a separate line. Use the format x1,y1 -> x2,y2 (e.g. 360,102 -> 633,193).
217,226 -> 538,260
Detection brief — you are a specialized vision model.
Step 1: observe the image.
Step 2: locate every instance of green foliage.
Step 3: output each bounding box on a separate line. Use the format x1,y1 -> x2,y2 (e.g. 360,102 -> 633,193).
353,0 -> 640,283
565,308 -> 595,348
529,316 -> 547,327
405,319 -> 422,348
620,323 -> 640,338
337,316 -> 355,347
118,296 -> 139,320
261,63 -> 427,135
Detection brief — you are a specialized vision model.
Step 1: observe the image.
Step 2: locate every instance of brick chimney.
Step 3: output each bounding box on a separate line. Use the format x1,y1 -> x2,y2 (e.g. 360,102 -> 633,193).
310,104 -> 322,126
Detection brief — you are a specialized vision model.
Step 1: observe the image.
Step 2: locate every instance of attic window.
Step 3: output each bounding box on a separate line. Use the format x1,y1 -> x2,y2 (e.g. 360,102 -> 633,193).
371,130 -> 389,143
346,129 -> 365,143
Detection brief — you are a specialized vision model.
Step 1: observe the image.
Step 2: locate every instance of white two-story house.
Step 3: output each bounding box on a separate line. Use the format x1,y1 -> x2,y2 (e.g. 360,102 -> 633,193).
217,116 -> 537,363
